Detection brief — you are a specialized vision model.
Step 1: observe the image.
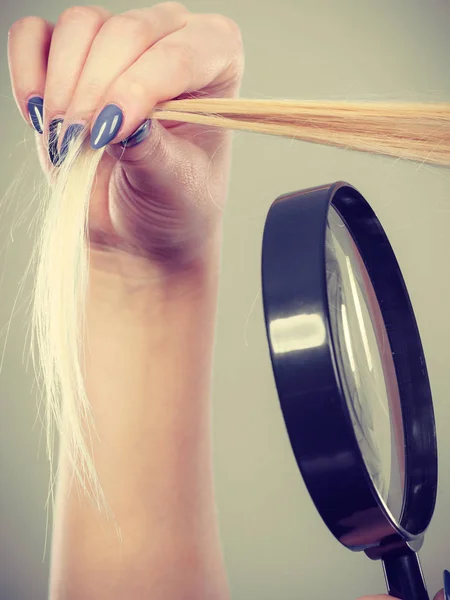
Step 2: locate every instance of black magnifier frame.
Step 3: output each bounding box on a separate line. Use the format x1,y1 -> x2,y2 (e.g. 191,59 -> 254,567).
261,182 -> 438,600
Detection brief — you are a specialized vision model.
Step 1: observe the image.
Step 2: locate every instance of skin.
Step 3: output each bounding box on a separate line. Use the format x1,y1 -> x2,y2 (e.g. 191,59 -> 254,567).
7,3 -> 444,599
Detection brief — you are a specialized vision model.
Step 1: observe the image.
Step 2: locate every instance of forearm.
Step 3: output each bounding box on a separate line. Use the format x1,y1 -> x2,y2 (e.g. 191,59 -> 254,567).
49,233 -> 229,599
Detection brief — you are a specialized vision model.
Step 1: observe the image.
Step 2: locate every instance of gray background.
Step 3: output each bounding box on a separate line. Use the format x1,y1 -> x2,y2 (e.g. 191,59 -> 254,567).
1,0 -> 449,598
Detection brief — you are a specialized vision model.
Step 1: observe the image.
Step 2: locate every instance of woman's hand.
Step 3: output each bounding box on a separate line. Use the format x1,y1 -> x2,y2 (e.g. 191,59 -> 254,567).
8,2 -> 244,272
8,6 -> 244,599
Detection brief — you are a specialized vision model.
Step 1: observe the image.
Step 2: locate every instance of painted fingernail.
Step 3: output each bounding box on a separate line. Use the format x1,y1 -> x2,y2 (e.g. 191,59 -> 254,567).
444,570 -> 450,600
91,104 -> 123,150
120,120 -> 152,149
59,124 -> 84,164
27,96 -> 44,134
48,118 -> 64,166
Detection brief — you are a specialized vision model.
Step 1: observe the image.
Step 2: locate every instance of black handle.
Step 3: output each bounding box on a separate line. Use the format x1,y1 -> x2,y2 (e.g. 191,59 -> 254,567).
382,552 -> 429,600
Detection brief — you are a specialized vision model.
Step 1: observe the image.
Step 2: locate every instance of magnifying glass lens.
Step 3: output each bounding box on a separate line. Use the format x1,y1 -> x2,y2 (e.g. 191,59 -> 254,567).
326,206 -> 405,521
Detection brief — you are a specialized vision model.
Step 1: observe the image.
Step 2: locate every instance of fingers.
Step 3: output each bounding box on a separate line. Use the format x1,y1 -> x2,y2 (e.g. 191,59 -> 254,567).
89,13 -> 244,150
8,16 -> 54,133
43,6 -> 111,125
59,2 -> 189,153
43,6 -> 111,165
9,3 -> 244,165
8,6 -> 111,166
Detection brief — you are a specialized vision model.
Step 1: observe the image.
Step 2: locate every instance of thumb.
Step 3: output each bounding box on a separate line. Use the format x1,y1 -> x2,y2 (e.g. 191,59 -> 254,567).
103,118 -> 224,265
105,118 -> 210,198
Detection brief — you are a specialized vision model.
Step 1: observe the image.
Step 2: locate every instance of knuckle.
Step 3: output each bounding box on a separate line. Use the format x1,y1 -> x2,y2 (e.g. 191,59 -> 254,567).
44,86 -> 74,114
201,14 -> 244,79
114,77 -> 147,104
208,13 -> 242,38
57,5 -> 102,26
86,4 -> 110,16
158,1 -> 189,13
82,79 -> 105,101
165,42 -> 194,74
103,14 -> 149,40
9,16 -> 46,37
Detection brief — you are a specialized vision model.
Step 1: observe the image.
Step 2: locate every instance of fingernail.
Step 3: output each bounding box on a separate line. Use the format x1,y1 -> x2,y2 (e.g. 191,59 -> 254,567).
444,570 -> 450,600
59,124 -> 84,164
91,104 -> 123,150
27,96 -> 44,134
48,118 -> 64,166
120,120 -> 152,149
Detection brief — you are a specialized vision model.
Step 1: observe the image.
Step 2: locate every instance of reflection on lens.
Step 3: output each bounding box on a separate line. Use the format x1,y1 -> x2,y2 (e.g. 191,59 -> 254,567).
325,206 -> 405,522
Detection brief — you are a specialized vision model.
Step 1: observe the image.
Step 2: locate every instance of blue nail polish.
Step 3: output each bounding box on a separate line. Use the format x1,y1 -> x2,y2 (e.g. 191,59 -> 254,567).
60,124 -> 84,163
48,118 -> 64,166
27,96 -> 44,134
91,104 -> 123,150
444,570 -> 450,600
120,120 -> 152,149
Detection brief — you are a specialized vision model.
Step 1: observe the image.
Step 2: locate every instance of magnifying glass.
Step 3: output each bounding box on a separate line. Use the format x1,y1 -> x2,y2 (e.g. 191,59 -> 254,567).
261,182 -> 438,600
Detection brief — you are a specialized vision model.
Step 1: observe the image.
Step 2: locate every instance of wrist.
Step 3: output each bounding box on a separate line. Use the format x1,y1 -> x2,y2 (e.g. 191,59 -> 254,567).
87,226 -> 223,312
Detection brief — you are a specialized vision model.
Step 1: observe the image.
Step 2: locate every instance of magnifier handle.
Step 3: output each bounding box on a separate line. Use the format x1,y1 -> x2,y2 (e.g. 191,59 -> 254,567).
382,552 -> 429,600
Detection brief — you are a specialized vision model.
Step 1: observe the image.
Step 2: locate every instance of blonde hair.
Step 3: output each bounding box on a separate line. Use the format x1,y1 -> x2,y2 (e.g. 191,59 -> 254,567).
31,98 -> 450,515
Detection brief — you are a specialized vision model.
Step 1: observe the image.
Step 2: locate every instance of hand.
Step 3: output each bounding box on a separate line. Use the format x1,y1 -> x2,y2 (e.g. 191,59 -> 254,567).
8,2 -> 245,272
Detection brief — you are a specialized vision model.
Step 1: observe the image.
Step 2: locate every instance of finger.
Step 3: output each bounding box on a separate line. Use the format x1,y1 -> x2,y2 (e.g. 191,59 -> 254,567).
8,16 -> 53,134
89,13 -> 244,150
43,5 -> 111,165
44,5 -> 111,121
434,589 -> 444,600
58,2 -> 189,159
104,118 -> 221,263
